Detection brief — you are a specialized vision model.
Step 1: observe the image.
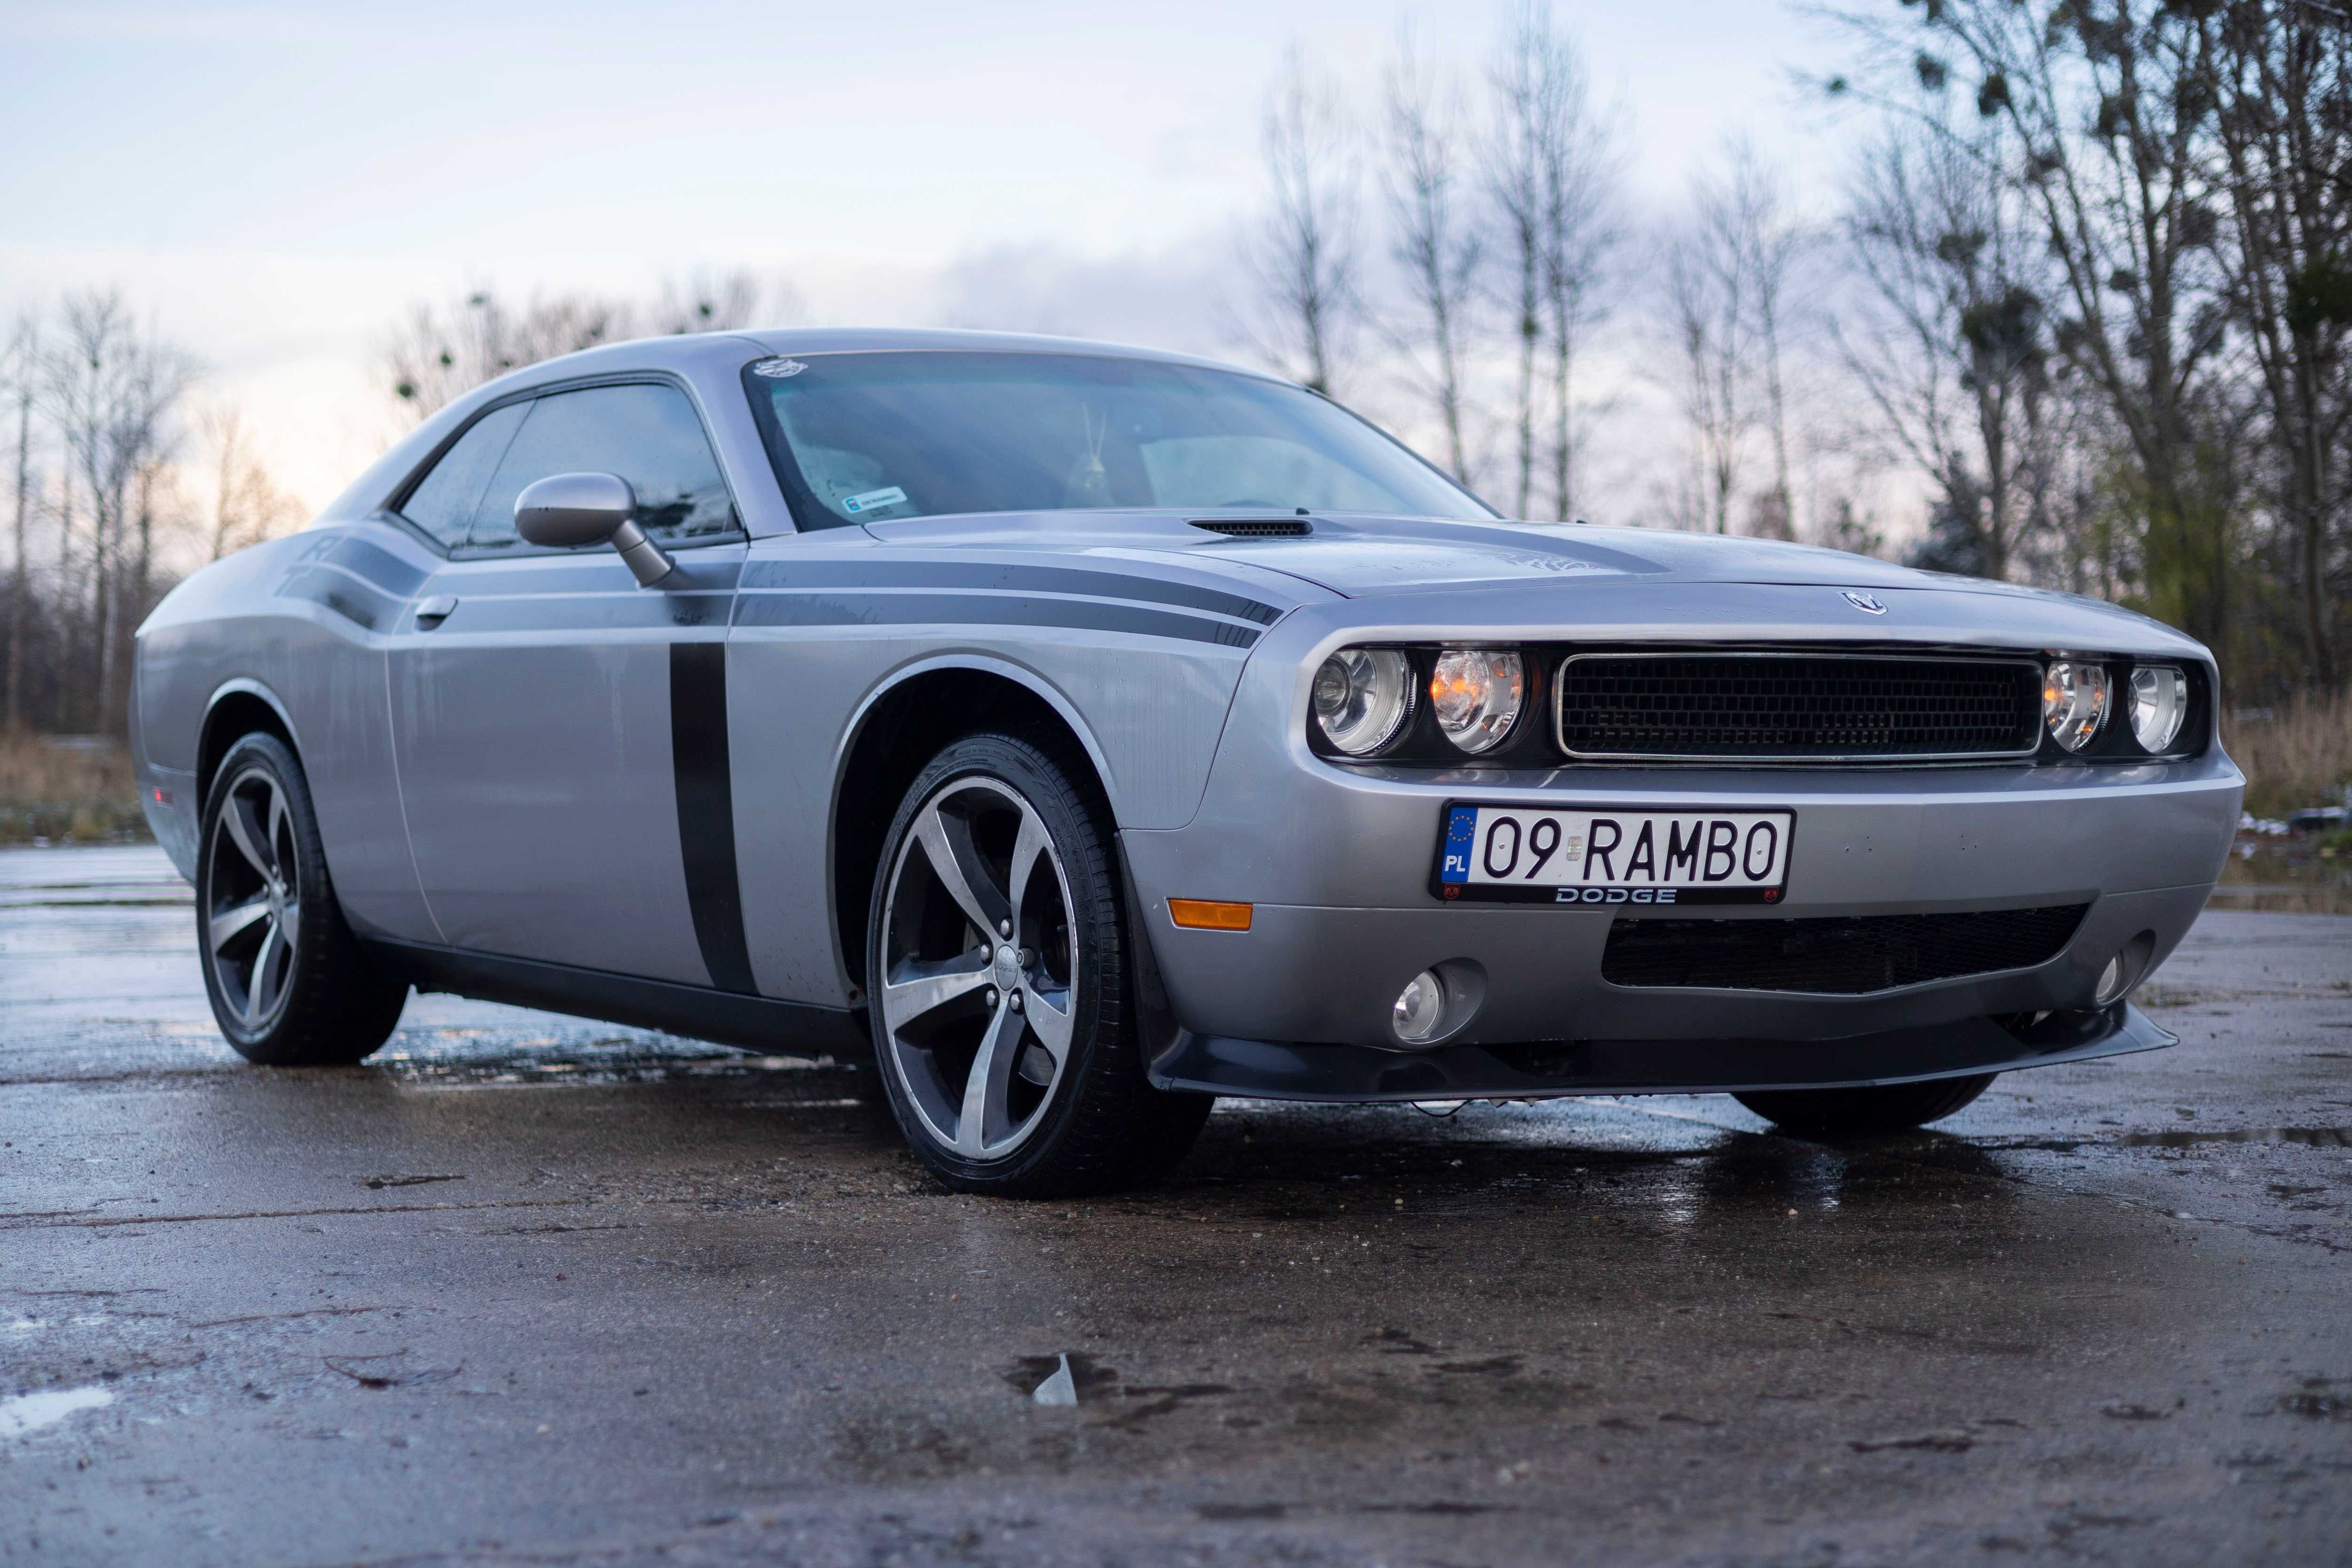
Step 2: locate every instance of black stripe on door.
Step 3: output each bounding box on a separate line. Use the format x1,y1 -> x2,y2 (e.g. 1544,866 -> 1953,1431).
668,642 -> 757,995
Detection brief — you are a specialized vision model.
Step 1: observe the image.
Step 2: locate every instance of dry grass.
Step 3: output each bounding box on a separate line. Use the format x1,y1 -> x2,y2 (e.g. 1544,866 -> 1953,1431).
2224,686 -> 2352,820
0,731 -> 146,843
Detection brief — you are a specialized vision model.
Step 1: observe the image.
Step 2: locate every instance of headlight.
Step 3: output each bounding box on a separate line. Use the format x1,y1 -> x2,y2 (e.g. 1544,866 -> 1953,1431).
2128,665 -> 2187,753
1312,647 -> 1413,755
1429,648 -> 1524,754
2043,659 -> 2110,752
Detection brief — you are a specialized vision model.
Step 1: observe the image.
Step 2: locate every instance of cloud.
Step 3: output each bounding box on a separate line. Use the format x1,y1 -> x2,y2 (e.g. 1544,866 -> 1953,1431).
929,239 -> 1247,364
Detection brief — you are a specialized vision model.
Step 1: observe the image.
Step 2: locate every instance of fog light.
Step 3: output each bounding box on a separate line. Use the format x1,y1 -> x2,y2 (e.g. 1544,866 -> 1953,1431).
1392,969 -> 1447,1044
2094,952 -> 2127,1005
2093,930 -> 2157,1008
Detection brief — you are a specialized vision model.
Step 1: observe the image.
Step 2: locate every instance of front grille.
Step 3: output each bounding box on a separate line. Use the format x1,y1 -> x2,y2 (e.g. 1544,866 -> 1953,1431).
1555,652 -> 2043,762
1601,904 -> 2091,994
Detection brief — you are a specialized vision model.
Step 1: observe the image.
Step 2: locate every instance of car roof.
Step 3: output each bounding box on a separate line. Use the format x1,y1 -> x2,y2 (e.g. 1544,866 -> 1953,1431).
726,326 -> 1263,376
493,326 -> 1280,388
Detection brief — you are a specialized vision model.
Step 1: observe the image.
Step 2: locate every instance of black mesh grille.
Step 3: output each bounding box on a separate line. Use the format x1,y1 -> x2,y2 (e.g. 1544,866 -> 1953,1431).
1556,653 -> 2042,761
1601,904 -> 2091,994
1191,517 -> 1311,537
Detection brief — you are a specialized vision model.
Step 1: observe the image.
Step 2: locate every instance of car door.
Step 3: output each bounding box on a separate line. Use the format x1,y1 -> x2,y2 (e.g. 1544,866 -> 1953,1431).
385,378 -> 747,988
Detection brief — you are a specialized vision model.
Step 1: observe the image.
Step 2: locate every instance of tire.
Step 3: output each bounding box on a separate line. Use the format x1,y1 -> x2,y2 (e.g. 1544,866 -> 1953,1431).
865,733 -> 1208,1197
196,732 -> 409,1065
1733,1072 -> 1996,1137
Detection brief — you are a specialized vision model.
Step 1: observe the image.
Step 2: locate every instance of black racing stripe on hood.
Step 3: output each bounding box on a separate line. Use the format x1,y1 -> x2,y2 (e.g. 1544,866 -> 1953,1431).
740,558 -> 1282,625
734,589 -> 1260,648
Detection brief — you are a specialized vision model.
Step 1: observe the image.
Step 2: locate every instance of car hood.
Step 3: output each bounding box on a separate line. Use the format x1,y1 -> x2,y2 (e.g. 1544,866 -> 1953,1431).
873,509 -> 2067,600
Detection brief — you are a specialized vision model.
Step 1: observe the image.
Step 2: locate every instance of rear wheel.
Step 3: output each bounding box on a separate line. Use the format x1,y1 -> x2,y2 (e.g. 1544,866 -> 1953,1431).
1733,1073 -> 1996,1137
866,734 -> 1207,1197
197,733 -> 408,1065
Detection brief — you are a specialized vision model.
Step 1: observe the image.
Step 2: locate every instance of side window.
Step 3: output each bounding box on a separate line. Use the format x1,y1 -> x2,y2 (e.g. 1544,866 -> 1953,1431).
396,401 -> 528,549
464,383 -> 738,555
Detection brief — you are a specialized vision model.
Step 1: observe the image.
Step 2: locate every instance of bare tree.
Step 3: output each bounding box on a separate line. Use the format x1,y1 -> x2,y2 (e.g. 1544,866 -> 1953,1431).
198,406 -> 303,561
1382,28 -> 1483,480
1247,44 -> 1363,395
42,292 -> 198,731
1481,4 -> 1621,521
2209,5 -> 2352,686
648,268 -> 794,337
1835,116 -> 2056,579
1842,3 -> 2236,649
384,287 -> 636,421
1484,6 -> 1554,517
1664,194 -> 1752,535
384,269 -> 804,422
1535,25 -> 1620,524
1703,141 -> 1806,541
4,317 -> 32,732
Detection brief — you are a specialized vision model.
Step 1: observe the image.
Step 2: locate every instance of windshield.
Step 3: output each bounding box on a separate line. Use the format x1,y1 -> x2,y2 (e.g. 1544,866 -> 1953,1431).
741,351 -> 1494,528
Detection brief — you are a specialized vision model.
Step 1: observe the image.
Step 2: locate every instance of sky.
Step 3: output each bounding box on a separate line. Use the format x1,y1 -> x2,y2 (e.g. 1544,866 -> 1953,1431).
0,0 -> 1859,515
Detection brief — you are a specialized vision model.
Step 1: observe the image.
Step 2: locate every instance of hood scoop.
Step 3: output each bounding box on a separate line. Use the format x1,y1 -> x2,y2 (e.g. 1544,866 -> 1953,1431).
1191,516 -> 1312,538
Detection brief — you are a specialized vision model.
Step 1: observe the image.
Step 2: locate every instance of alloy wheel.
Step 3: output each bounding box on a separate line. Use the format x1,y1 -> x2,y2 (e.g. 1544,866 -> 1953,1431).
877,776 -> 1078,1160
204,765 -> 303,1034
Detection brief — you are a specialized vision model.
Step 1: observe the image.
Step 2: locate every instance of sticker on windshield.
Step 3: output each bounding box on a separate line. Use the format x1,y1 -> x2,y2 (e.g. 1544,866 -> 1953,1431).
842,486 -> 909,514
752,358 -> 807,378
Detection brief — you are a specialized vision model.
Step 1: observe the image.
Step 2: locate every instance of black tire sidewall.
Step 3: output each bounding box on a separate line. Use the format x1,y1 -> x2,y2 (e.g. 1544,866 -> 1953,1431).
1734,1071 -> 1997,1137
865,734 -> 1134,1195
196,733 -> 400,1065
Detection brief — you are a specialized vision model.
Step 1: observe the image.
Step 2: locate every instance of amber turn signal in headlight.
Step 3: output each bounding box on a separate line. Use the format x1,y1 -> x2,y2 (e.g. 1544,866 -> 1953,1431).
1169,898 -> 1253,931
2042,659 -> 2110,752
1429,648 -> 1524,754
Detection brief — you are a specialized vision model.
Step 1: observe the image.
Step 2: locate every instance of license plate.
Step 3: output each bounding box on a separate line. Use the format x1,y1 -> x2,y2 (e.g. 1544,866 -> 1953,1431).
1432,803 -> 1795,906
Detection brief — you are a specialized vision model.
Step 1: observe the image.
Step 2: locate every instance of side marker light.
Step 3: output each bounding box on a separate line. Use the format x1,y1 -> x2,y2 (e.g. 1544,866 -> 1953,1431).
1169,899 -> 1253,932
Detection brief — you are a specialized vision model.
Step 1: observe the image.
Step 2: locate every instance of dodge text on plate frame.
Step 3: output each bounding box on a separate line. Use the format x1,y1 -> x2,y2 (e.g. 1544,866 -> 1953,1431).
128,328 -> 2242,1196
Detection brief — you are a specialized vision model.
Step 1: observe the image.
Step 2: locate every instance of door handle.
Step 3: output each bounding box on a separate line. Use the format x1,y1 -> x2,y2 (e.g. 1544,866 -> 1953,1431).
414,595 -> 457,628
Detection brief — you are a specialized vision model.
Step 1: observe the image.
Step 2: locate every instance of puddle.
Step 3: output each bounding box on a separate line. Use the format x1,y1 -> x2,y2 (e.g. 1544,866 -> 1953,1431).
0,1386 -> 114,1438
2114,1126 -> 2352,1149
379,1049 -> 847,1089
2210,843 -> 2352,916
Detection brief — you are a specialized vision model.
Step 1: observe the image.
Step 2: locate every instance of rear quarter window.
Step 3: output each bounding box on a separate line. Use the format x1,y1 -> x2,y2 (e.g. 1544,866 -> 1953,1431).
396,401 -> 529,549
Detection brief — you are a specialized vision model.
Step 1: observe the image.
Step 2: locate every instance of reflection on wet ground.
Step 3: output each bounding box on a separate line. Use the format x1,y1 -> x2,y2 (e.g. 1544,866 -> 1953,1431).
3,847 -> 2349,1566
2109,1124 -> 2352,1148
2211,837 -> 2352,914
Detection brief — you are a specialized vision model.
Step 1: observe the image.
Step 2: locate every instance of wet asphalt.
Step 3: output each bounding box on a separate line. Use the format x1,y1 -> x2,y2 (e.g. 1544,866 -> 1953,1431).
1,847 -> 2348,1568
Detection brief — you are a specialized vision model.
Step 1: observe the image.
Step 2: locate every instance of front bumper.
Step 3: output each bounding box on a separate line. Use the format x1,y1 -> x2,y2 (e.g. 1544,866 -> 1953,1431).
1116,614 -> 2240,1091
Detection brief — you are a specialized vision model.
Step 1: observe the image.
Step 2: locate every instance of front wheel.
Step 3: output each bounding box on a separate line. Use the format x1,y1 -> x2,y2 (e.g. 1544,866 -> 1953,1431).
1733,1072 -> 1996,1137
197,733 -> 409,1065
866,734 -> 1207,1197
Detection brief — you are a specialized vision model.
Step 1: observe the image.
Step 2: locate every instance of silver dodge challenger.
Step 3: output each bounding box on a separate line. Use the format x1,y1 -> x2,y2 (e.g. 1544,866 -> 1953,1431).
132,329 -> 2242,1196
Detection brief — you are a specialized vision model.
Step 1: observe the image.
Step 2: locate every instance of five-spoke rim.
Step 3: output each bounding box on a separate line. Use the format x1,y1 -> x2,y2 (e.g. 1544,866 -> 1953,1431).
204,766 -> 301,1034
878,776 -> 1077,1161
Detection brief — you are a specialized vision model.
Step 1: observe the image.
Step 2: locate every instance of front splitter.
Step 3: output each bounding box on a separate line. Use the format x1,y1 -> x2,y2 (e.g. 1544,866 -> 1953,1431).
1146,1002 -> 2172,1103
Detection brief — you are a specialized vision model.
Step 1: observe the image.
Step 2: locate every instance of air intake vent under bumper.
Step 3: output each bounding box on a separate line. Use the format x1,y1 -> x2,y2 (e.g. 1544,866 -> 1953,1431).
1601,904 -> 2092,994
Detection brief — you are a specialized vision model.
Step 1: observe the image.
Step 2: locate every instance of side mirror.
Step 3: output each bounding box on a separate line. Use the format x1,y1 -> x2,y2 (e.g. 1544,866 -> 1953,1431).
514,472 -> 674,586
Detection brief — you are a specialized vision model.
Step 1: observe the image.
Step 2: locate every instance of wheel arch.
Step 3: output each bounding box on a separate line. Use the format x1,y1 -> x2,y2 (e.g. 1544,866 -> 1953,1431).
197,680 -> 300,808
829,659 -> 1117,995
